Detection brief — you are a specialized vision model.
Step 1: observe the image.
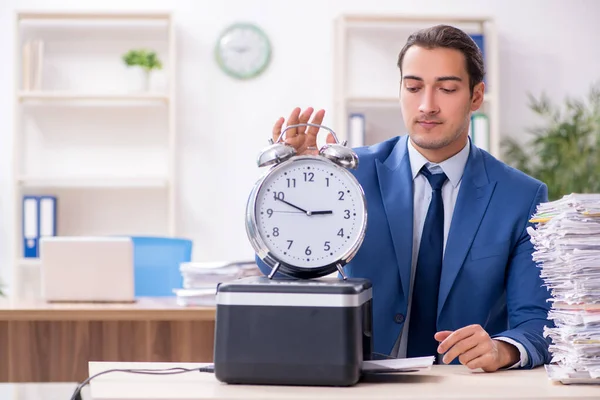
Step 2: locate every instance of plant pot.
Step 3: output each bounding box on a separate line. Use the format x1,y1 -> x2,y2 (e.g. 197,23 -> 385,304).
149,70 -> 167,92
125,68 -> 150,92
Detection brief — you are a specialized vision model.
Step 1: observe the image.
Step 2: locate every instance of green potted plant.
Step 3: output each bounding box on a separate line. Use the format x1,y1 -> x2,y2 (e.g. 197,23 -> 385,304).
503,82 -> 600,201
122,49 -> 163,91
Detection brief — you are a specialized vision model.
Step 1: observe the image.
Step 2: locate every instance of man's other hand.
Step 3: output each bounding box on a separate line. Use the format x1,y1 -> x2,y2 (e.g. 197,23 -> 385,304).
435,324 -> 520,372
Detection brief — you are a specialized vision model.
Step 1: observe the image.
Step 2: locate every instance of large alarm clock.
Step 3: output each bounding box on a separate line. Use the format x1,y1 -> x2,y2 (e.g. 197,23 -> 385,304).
245,123 -> 368,280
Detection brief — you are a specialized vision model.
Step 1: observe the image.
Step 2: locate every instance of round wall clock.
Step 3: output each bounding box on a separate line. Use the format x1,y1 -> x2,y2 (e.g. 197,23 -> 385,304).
215,22 -> 272,80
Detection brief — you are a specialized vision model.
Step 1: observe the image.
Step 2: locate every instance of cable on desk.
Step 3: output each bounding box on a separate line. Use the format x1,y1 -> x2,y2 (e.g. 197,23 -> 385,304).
69,364 -> 214,400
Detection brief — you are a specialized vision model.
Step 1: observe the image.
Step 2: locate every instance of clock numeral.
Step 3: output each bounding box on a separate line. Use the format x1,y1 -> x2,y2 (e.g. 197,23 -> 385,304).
287,240 -> 293,249
266,209 -> 273,218
286,178 -> 296,188
344,210 -> 351,219
325,177 -> 330,187
324,241 -> 331,251
305,246 -> 312,256
273,191 -> 285,201
337,228 -> 344,237
304,172 -> 314,182
273,227 -> 280,237
338,191 -> 345,200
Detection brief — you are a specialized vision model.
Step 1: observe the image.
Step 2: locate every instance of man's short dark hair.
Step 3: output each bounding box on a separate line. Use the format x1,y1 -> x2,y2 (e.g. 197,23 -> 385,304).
397,24 -> 485,96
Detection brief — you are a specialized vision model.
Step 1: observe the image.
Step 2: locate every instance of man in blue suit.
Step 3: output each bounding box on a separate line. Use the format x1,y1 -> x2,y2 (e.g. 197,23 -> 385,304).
259,25 -> 552,372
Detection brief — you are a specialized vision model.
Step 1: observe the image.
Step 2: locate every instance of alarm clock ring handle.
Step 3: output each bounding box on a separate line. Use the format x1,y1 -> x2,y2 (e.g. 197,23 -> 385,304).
258,122 -> 359,170
274,123 -> 344,146
274,123 -> 359,170
269,122 -> 358,169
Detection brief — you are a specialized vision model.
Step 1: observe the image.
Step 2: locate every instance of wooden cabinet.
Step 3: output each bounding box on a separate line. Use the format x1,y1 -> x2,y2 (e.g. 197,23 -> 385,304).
0,298 -> 215,382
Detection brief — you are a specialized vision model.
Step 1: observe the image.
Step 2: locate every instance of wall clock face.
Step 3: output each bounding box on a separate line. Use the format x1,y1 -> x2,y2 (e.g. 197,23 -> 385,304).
215,22 -> 272,80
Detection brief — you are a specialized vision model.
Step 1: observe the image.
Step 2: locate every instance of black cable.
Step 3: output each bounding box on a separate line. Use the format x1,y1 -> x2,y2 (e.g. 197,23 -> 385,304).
69,364 -> 214,400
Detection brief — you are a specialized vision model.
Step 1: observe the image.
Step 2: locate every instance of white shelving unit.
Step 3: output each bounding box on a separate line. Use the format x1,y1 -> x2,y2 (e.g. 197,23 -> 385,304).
333,14 -> 500,158
11,11 -> 177,300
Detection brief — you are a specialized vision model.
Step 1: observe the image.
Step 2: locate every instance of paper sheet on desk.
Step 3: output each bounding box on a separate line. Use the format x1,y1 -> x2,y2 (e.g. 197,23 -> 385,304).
361,356 -> 435,373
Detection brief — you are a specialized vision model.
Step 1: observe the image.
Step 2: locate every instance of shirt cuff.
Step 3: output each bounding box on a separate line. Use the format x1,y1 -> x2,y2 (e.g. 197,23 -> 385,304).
494,336 -> 528,369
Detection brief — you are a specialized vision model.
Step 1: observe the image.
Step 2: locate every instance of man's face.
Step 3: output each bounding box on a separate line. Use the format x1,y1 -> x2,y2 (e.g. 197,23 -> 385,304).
400,45 -> 483,154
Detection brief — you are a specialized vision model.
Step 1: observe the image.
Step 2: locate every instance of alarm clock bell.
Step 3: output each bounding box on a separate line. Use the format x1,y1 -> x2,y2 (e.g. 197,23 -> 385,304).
257,123 -> 359,170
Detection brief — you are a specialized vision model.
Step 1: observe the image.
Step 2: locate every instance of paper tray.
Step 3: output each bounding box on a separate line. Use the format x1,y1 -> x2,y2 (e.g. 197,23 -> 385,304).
361,356 -> 435,373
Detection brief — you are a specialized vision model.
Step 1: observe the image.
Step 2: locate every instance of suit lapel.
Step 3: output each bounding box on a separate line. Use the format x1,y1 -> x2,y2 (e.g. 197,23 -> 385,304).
375,136 -> 413,304
438,143 -> 496,316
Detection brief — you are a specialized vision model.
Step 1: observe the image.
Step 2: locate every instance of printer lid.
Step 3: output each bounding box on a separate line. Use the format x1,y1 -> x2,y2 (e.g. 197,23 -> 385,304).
216,276 -> 372,307
217,276 -> 371,294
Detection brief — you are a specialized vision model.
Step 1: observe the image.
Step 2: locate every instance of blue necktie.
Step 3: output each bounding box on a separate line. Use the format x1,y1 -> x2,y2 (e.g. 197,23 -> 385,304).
407,166 -> 448,358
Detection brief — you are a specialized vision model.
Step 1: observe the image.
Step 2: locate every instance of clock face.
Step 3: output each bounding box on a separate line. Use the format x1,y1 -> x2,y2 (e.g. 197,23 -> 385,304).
251,157 -> 367,273
215,23 -> 271,79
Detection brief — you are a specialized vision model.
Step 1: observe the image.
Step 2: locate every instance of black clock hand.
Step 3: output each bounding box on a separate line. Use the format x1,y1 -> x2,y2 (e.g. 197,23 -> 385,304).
310,210 -> 333,215
274,197 -> 309,214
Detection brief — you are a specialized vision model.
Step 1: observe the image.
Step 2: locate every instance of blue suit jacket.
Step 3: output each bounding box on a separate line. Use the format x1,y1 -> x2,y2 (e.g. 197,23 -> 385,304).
256,135 -> 553,368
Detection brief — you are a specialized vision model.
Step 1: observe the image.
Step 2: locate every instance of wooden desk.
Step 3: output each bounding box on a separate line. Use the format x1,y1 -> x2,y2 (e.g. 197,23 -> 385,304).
88,362 -> 600,400
0,298 -> 216,383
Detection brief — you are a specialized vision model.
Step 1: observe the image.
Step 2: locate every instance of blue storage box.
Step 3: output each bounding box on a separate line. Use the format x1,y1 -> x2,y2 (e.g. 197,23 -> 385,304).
130,236 -> 193,297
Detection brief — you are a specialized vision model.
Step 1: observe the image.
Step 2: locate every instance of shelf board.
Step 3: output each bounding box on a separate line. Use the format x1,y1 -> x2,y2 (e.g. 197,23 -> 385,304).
342,14 -> 490,23
341,14 -> 490,25
17,176 -> 169,188
347,97 -> 400,108
347,93 -> 494,108
18,11 -> 171,21
19,258 -> 41,267
18,91 -> 170,104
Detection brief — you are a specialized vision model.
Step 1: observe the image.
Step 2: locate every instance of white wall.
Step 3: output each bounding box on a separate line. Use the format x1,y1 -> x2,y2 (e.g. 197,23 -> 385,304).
1,0 -> 599,294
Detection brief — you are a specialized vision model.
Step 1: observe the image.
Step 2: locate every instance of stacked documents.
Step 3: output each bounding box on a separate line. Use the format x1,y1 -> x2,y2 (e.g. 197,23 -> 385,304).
174,260 -> 261,306
528,193 -> 600,383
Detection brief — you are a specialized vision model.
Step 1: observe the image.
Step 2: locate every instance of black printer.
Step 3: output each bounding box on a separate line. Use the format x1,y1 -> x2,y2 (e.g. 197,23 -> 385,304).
213,276 -> 373,386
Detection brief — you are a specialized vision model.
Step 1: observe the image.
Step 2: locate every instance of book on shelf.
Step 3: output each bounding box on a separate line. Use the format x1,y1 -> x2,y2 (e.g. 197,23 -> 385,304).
469,33 -> 486,90
470,112 -> 489,153
22,195 -> 57,258
348,113 -> 365,148
21,39 -> 44,91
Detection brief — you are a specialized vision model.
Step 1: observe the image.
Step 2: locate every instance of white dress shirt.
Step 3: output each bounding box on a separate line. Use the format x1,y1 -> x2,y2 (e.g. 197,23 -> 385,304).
392,138 -> 527,369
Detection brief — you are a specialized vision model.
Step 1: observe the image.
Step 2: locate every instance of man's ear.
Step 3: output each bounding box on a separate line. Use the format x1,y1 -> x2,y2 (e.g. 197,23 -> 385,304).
470,82 -> 485,112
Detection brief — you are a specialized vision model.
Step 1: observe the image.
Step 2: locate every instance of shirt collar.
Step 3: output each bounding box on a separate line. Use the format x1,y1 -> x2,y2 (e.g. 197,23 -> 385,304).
407,137 -> 470,188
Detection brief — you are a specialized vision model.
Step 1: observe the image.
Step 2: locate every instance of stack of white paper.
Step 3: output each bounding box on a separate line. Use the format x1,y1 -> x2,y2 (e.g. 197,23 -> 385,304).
528,193 -> 600,383
174,260 -> 261,306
